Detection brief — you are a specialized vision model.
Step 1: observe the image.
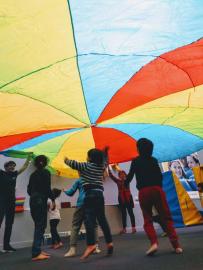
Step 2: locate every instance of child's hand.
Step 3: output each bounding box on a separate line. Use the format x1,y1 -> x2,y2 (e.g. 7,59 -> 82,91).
103,146 -> 110,153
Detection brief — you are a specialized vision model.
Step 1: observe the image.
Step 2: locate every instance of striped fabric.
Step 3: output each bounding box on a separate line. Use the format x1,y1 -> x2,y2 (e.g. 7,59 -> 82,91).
66,160 -> 105,192
15,197 -> 25,213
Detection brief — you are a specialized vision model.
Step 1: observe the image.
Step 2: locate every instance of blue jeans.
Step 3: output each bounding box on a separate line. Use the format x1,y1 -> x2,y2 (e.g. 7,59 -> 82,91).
84,190 -> 112,245
30,194 -> 47,257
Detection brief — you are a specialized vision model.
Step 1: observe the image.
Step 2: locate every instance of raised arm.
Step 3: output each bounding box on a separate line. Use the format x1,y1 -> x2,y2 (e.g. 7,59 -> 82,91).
17,153 -> 33,175
103,146 -> 110,167
64,157 -> 87,171
108,167 -> 119,184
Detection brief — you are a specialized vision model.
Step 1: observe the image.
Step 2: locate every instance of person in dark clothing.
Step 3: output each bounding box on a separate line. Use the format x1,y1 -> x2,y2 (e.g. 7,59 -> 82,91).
64,148 -> 113,260
27,155 -> 55,261
108,167 -> 136,234
126,138 -> 183,256
0,156 -> 31,252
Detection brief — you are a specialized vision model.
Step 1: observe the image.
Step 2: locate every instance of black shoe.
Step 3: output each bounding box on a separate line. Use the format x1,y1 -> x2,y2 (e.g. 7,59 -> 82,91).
3,245 -> 17,253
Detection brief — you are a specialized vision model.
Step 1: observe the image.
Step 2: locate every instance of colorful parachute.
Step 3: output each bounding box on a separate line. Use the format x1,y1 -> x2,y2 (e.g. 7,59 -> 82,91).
0,1 -> 203,177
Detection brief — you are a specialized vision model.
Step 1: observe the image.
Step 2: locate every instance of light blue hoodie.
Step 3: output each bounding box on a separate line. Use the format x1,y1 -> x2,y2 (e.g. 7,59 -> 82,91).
64,178 -> 85,207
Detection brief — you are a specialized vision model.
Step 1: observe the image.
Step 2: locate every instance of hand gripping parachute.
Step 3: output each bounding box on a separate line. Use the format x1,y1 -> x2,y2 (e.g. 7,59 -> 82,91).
0,1 -> 203,177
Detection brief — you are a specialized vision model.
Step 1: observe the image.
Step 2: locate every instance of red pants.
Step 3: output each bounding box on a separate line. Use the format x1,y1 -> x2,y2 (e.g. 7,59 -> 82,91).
139,186 -> 180,249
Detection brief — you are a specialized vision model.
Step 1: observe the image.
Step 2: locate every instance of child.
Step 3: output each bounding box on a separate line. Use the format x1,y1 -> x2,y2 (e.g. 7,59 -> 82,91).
108,166 -> 136,234
48,188 -> 63,249
63,178 -> 101,257
126,138 -> 183,256
64,148 -> 113,259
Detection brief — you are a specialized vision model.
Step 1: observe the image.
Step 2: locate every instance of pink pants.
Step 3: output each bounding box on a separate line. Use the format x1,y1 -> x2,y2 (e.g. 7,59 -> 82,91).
139,186 -> 180,249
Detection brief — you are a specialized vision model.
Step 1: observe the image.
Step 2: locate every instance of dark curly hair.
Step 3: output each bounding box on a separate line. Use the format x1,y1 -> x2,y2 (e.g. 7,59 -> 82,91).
52,188 -> 62,199
87,148 -> 105,165
4,160 -> 16,169
137,138 -> 153,157
34,155 -> 48,169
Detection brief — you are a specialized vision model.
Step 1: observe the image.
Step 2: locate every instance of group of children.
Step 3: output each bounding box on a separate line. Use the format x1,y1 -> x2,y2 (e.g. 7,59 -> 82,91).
46,138 -> 183,261
1,138 -> 184,261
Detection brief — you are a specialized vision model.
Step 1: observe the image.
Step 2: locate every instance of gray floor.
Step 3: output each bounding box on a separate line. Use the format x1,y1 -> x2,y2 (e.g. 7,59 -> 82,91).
1,227 -> 203,270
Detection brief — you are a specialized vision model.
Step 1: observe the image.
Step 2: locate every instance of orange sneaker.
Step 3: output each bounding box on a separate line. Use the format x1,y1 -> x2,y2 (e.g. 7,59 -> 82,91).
32,253 -> 50,261
80,245 -> 96,260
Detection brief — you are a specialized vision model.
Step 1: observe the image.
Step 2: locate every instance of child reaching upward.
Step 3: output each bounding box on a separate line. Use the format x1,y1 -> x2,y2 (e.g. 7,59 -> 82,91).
63,177 -> 101,257
126,138 -> 183,256
108,166 -> 136,234
48,188 -> 63,249
64,148 -> 113,259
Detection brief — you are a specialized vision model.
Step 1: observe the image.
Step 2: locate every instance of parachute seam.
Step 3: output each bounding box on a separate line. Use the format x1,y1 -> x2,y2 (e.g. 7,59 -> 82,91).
99,124 -> 203,145
95,38 -> 202,123
66,0 -> 92,125
51,128 -> 85,161
0,91 -> 87,126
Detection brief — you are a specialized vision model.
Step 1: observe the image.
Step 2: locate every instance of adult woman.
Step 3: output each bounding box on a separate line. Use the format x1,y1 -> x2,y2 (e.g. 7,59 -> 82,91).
27,155 -> 55,261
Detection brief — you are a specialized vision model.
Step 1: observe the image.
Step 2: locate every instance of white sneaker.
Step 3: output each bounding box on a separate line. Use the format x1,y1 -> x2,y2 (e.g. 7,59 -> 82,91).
64,247 -> 76,257
93,244 -> 101,254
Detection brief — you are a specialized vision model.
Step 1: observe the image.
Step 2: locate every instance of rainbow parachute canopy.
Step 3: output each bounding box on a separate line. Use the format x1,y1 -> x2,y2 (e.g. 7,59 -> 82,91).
0,0 -> 203,177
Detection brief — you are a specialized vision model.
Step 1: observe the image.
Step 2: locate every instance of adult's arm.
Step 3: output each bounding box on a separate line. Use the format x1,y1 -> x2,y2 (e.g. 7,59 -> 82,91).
17,153 -> 33,175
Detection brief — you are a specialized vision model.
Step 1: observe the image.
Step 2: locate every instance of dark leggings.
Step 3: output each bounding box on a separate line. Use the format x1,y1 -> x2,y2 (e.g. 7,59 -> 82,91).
30,195 -> 47,258
0,199 -> 15,249
50,219 -> 61,244
120,203 -> 135,228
